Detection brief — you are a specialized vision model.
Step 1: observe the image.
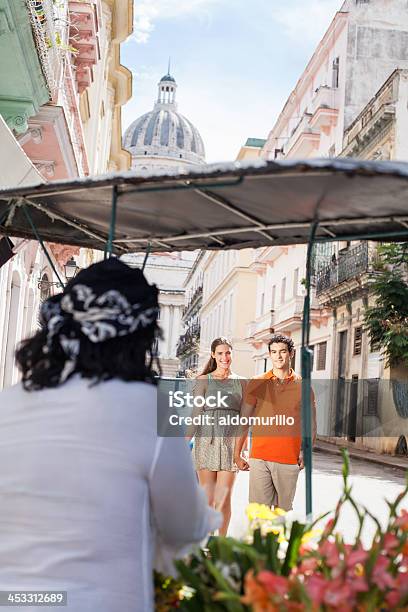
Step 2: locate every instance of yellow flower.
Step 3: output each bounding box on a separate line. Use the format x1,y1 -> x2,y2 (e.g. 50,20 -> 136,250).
246,503 -> 286,522
355,563 -> 364,577
301,529 -> 323,545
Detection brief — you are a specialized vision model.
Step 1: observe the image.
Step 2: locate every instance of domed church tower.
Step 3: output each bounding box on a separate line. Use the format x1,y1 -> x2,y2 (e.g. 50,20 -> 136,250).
123,71 -> 205,171
122,70 -> 204,377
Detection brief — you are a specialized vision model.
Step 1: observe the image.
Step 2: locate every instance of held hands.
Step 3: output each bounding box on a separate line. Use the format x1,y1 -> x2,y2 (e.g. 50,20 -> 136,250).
234,454 -> 249,471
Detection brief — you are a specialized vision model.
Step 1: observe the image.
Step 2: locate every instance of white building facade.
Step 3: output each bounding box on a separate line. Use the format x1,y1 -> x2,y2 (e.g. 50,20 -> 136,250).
248,0 -> 408,451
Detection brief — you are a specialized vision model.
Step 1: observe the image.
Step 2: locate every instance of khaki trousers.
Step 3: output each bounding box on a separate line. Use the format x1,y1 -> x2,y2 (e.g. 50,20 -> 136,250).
248,458 -> 300,511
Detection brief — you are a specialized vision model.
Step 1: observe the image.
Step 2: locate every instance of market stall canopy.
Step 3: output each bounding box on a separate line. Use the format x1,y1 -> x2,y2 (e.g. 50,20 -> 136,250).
0,158 -> 408,254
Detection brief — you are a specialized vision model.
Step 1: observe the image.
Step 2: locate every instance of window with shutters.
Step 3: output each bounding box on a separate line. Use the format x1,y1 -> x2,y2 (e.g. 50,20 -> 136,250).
364,380 -> 379,416
353,326 -> 363,355
316,341 -> 327,371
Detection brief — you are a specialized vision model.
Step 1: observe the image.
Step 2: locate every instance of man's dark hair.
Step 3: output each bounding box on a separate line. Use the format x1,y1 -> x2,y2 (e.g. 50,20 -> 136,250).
268,334 -> 294,354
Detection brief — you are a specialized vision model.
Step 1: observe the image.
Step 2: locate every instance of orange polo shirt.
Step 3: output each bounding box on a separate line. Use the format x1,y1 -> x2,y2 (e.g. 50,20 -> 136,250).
245,369 -> 314,465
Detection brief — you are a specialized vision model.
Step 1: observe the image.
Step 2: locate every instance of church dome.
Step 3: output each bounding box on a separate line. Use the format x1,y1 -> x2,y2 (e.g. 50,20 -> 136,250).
123,72 -> 205,167
160,73 -> 175,83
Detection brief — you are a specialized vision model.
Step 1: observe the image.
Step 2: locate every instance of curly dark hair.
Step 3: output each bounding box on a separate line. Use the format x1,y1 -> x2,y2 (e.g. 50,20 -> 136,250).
268,333 -> 294,354
15,258 -> 162,391
16,324 -> 162,391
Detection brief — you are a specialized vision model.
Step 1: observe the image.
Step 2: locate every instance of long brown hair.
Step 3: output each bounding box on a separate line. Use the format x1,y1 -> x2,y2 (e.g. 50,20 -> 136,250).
200,337 -> 233,376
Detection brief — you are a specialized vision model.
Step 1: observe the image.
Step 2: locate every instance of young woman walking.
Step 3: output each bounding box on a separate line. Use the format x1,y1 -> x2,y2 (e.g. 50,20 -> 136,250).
189,337 -> 245,536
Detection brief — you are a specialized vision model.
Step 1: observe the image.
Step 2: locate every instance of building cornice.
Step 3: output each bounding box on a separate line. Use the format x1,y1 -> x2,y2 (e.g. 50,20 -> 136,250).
265,11 -> 348,146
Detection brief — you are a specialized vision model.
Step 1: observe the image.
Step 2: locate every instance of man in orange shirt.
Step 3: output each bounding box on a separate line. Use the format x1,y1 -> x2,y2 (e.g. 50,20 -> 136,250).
234,334 -> 316,511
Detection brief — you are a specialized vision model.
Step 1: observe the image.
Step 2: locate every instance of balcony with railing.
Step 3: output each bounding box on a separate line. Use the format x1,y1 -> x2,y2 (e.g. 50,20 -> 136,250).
284,112 -> 320,158
246,309 -> 275,343
69,0 -> 100,93
182,284 -> 203,319
26,0 -> 63,100
309,85 -> 340,130
274,296 -> 305,333
176,323 -> 201,358
316,243 -> 370,299
342,71 -> 397,158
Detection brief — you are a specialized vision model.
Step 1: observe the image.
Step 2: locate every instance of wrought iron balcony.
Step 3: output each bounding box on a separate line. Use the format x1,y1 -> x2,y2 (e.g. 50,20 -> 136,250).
316,243 -> 369,295
176,323 -> 201,357
26,0 -> 62,99
182,284 -> 203,318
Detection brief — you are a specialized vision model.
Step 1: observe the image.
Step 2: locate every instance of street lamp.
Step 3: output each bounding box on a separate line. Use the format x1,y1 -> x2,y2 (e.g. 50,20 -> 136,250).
64,256 -> 79,281
37,257 -> 80,293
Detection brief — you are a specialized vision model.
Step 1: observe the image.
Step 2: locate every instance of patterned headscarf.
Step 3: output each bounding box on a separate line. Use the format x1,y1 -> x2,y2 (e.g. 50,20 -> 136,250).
40,258 -> 159,383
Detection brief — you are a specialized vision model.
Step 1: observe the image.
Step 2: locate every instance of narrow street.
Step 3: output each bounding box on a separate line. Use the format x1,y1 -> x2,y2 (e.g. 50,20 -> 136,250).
229,450 -> 408,545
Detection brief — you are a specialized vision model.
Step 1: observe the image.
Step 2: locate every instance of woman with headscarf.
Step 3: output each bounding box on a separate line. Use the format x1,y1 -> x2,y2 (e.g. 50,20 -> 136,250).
0,258 -> 220,612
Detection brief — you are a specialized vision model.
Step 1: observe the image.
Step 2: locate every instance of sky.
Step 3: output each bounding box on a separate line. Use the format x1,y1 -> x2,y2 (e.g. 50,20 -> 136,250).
121,0 -> 344,164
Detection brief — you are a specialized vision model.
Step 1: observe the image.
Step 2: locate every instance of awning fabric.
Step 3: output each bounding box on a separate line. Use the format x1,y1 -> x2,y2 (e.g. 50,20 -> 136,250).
0,158 -> 407,254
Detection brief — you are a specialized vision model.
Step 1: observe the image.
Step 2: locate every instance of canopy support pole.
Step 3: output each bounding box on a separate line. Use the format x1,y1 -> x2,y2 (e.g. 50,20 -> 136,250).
105,185 -> 118,259
142,243 -> 152,272
22,205 -> 65,289
302,220 -> 319,520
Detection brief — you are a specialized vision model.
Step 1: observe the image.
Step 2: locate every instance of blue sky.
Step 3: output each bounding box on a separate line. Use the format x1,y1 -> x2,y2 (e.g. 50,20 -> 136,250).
122,0 -> 343,163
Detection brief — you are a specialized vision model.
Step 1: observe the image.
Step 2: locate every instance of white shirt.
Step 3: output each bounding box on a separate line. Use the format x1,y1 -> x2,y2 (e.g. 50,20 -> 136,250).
0,376 -> 220,611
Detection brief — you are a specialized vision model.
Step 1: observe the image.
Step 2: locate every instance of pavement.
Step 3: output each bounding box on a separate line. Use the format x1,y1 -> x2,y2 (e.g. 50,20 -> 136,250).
230,448 -> 408,542
315,438 -> 408,472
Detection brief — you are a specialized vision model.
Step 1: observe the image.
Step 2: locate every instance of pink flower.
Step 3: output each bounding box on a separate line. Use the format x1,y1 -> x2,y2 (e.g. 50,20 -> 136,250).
299,556 -> 319,573
386,589 -> 401,608
372,554 -> 396,590
348,575 -> 368,594
323,579 -> 353,608
319,540 -> 340,567
257,570 -> 288,597
396,572 -> 408,596
305,574 -> 327,605
382,533 -> 400,553
346,548 -> 368,568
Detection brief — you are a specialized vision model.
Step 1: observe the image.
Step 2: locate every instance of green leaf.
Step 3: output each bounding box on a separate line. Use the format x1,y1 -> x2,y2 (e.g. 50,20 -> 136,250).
252,528 -> 263,554
265,531 -> 280,573
175,560 -> 203,591
281,521 -> 305,576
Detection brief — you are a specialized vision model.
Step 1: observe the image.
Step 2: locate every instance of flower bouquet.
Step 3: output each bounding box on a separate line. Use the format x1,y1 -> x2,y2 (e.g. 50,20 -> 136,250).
156,450 -> 408,611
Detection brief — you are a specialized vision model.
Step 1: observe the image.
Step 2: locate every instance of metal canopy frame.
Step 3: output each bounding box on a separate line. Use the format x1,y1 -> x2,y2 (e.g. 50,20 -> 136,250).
1,158 -> 408,517
1,158 -> 408,254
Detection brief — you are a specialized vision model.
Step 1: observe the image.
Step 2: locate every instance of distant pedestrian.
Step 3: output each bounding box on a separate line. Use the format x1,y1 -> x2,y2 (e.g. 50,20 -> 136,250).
234,333 -> 316,511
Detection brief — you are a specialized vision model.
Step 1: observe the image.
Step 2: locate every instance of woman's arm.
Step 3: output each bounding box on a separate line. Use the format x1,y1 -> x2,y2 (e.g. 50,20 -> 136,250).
185,375 -> 207,440
149,435 -> 221,548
